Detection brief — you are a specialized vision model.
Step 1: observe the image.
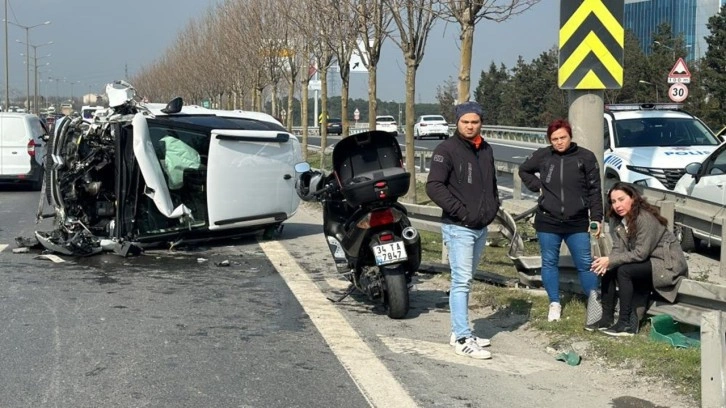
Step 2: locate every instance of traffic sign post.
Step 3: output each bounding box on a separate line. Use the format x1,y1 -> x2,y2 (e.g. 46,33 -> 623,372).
668,83 -> 689,103
354,108 -> 360,122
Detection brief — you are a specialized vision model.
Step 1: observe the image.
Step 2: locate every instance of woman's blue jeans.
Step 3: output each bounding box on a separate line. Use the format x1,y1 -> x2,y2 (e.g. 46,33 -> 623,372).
537,231 -> 597,303
442,223 -> 488,340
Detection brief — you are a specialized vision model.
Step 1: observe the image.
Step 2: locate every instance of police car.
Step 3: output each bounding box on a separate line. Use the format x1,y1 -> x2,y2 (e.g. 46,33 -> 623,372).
603,104 -> 722,192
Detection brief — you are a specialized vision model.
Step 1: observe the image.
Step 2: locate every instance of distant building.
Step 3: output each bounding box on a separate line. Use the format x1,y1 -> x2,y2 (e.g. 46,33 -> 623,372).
624,0 -> 725,61
82,93 -> 106,105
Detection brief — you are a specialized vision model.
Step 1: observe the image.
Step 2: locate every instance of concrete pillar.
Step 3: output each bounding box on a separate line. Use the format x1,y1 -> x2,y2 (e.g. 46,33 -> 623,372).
568,90 -> 605,203
700,310 -> 726,408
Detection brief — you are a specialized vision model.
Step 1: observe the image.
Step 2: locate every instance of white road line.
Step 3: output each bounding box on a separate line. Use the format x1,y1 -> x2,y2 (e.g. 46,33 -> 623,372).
0,244 -> 8,252
259,240 -> 419,408
378,335 -> 558,375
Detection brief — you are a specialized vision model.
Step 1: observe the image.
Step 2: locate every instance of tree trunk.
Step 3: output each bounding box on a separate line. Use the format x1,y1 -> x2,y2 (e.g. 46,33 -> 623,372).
286,85 -> 294,130
320,68 -> 329,169
457,22 -> 475,103
368,67 -> 378,129
405,60 -> 417,203
301,81 -> 309,161
341,78 -> 349,137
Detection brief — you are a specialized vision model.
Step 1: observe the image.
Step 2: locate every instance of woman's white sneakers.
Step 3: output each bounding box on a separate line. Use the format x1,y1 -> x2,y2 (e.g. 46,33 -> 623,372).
548,302 -> 562,322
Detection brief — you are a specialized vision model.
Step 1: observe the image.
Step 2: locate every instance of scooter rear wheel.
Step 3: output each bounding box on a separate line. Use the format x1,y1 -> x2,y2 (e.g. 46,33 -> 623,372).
383,267 -> 409,319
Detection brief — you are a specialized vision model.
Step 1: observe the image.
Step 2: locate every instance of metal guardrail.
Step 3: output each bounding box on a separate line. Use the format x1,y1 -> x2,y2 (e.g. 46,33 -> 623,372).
290,124 -> 548,144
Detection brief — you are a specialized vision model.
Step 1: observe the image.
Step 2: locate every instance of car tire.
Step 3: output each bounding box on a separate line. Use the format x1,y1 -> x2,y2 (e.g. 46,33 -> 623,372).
31,168 -> 44,191
676,225 -> 698,252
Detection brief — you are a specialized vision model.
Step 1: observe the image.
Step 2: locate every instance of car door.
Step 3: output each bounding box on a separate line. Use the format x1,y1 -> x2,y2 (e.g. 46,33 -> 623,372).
206,129 -> 301,230
0,116 -> 32,176
688,145 -> 726,204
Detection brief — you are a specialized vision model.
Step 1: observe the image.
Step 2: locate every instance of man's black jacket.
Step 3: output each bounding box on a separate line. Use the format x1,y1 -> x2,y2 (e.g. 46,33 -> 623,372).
518,142 -> 603,232
426,133 -> 499,229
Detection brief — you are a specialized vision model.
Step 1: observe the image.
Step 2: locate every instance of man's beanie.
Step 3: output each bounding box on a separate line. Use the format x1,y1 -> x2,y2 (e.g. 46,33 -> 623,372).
455,101 -> 484,122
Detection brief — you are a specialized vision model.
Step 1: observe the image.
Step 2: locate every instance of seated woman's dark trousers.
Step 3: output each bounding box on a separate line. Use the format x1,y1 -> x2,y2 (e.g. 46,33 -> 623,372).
615,260 -> 653,323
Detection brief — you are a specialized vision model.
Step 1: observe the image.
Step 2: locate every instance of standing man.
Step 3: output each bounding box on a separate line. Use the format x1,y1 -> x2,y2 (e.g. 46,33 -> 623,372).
426,101 -> 499,360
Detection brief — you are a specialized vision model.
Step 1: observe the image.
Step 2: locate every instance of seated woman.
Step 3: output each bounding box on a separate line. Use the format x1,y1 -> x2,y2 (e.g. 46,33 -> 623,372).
590,182 -> 688,337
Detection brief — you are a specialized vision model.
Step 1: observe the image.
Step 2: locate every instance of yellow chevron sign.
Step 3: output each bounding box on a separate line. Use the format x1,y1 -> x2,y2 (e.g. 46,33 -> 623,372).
559,0 -> 624,90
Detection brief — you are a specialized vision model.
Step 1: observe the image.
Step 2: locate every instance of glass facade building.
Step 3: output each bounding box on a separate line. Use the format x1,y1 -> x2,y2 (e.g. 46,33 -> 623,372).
624,0 -> 724,61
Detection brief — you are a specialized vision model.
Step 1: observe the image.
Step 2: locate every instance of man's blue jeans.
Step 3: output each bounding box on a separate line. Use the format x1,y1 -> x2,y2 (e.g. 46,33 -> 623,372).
537,231 -> 597,303
442,223 -> 488,340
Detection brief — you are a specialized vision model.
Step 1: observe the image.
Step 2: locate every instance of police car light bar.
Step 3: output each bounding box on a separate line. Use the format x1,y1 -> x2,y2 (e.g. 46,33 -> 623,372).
605,103 -> 684,111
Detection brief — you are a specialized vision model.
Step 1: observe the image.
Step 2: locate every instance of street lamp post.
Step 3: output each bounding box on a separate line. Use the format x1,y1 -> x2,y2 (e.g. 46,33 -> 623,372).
653,40 -> 675,61
17,40 -> 52,114
638,80 -> 659,103
7,19 -> 50,112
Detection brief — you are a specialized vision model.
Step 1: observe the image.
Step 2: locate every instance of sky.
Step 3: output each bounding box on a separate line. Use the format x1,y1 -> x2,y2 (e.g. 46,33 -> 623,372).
4,0 -> 559,104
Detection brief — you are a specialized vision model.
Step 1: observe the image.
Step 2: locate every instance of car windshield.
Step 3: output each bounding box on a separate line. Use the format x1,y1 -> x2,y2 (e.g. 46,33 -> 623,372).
377,117 -> 395,123
614,118 -> 720,148
423,116 -> 445,122
328,119 -> 341,124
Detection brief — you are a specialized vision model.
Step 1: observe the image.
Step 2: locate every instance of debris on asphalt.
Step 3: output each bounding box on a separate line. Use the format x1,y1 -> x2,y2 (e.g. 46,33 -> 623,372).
197,258 -> 208,263
34,254 -> 66,263
215,260 -> 231,267
12,247 -> 29,254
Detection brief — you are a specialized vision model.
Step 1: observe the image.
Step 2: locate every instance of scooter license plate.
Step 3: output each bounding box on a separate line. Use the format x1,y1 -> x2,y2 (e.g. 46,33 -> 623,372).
373,241 -> 408,266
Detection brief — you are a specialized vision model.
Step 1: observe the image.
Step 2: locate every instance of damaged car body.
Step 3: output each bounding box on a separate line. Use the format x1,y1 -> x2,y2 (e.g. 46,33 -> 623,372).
36,81 -> 302,256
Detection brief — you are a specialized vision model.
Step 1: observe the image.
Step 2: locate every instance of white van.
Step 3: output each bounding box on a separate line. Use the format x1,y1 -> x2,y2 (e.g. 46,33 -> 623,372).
0,112 -> 48,190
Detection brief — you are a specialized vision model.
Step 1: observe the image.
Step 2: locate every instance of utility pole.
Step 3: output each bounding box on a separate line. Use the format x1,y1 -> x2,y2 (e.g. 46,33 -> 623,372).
4,0 -> 8,111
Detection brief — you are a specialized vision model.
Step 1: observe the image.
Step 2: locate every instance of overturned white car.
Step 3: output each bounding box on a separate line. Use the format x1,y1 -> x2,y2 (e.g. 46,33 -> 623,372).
36,81 -> 302,256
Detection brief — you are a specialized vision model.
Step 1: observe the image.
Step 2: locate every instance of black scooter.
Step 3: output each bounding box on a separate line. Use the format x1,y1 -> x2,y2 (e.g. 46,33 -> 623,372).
295,131 -> 421,318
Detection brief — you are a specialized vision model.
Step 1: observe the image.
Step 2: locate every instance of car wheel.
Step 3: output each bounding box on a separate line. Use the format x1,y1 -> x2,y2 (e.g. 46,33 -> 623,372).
675,225 -> 698,252
604,174 -> 619,193
30,168 -> 44,191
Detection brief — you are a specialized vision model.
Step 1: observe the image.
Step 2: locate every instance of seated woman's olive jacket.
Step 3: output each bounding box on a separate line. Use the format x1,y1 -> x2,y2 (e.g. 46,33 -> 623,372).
608,211 -> 688,303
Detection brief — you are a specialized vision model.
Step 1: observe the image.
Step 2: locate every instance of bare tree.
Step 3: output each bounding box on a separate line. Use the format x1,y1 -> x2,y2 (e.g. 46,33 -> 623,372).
384,0 -> 438,202
353,0 -> 392,129
438,0 -> 539,102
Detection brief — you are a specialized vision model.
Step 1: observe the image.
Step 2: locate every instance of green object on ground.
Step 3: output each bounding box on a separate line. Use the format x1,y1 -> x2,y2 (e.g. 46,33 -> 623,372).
649,314 -> 701,349
555,351 -> 581,366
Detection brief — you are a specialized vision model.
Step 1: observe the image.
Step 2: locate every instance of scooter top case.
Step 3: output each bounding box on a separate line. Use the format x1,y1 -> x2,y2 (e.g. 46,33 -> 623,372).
332,131 -> 410,207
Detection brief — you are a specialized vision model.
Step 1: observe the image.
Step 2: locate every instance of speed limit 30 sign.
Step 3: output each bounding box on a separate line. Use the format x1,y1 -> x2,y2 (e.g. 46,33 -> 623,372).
669,83 -> 689,102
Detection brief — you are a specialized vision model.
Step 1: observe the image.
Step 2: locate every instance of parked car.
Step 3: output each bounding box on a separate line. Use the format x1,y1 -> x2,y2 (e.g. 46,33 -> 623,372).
326,118 -> 342,135
413,115 -> 449,140
673,141 -> 726,250
36,80 -> 302,256
603,103 -> 721,192
0,112 -> 49,190
375,115 -> 398,134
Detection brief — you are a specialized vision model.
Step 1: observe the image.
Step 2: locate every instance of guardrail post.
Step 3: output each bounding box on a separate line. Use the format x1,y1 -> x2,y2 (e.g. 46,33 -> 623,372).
441,241 -> 448,264
701,310 -> 726,408
513,169 -> 522,200
419,151 -> 426,173
658,200 -> 675,232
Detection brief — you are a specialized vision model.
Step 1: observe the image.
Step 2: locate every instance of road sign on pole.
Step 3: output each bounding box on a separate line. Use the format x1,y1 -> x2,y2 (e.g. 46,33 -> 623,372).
354,108 -> 360,121
668,58 -> 691,84
668,83 -> 689,102
558,0 -> 625,90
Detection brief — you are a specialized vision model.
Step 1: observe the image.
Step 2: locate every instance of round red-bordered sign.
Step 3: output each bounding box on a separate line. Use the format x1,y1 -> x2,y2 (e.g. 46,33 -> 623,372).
669,83 -> 689,102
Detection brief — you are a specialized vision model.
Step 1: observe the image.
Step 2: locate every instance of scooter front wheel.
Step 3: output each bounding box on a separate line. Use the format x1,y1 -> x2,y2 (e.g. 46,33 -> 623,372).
383,267 -> 409,319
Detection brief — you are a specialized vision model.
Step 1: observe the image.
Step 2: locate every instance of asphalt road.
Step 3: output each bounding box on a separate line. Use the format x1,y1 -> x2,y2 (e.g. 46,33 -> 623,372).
0,189 -> 699,407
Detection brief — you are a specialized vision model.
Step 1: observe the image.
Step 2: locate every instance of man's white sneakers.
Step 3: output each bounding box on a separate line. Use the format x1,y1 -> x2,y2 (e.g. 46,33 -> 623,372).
454,337 -> 492,360
449,333 -> 491,348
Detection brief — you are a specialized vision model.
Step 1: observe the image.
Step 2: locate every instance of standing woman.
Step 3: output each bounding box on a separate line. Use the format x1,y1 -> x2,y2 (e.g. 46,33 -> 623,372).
518,119 -> 603,323
591,182 -> 688,336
